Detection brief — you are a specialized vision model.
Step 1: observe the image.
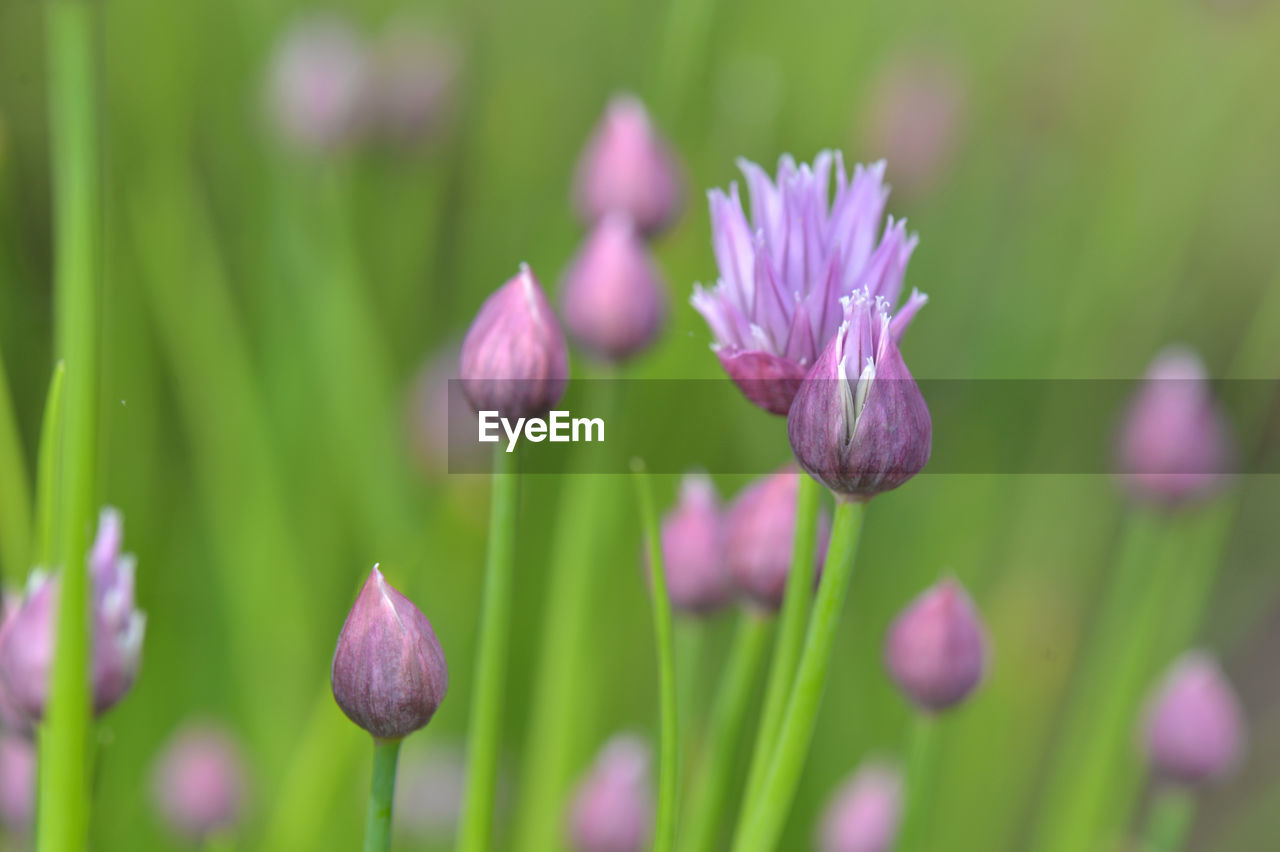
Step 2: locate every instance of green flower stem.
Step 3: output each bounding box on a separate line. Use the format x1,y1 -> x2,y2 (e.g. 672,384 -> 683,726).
738,472 -> 822,817
364,738 -> 404,852
675,618 -> 707,766
680,612 -> 773,852
38,2 -> 100,850
458,446 -> 520,852
734,499 -> 866,852
896,714 -> 940,852
1142,788 -> 1194,852
0,351 -> 32,581
34,362 -> 67,567
632,462 -> 679,852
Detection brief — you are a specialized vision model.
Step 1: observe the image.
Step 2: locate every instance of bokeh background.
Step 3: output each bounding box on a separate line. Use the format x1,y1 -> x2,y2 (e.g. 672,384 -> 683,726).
2,0 -> 1280,848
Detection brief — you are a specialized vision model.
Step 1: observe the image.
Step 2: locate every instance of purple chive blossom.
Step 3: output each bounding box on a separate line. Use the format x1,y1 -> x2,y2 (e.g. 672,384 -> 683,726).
151,723 -> 248,839
817,760 -> 903,852
787,288 -> 930,500
460,264 -> 570,421
265,15 -> 369,152
655,474 -> 733,615
561,213 -> 667,363
573,95 -> 683,236
0,734 -> 34,834
885,579 -> 987,713
724,470 -> 831,611
331,566 -> 448,740
692,152 -> 916,415
1143,652 -> 1244,785
568,734 -> 653,852
1116,346 -> 1232,507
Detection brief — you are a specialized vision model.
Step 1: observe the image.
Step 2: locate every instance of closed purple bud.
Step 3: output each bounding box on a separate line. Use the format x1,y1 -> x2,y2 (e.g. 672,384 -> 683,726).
369,21 -> 459,144
266,16 -> 369,152
331,566 -> 448,740
151,723 -> 248,839
1143,652 -> 1244,785
1116,347 -> 1232,507
574,95 -> 683,236
460,264 -> 570,421
788,288 -> 931,500
657,475 -> 733,615
561,214 -> 667,362
568,735 -> 653,852
0,734 -> 34,833
817,761 -> 903,852
885,579 -> 986,712
724,470 -> 831,611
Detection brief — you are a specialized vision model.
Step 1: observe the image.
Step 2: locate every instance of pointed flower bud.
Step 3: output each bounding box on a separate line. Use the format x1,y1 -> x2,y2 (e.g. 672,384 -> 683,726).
573,95 -> 683,236
568,734 -> 653,852
561,214 -> 667,362
0,734 -> 34,834
331,566 -> 448,740
1143,651 -> 1244,785
151,722 -> 248,839
460,264 -> 570,421
693,153 -> 915,415
724,470 -> 830,611
885,579 -> 986,712
817,760 -> 903,852
1116,346 -> 1232,507
265,15 -> 369,152
655,474 -> 733,615
788,288 -> 930,500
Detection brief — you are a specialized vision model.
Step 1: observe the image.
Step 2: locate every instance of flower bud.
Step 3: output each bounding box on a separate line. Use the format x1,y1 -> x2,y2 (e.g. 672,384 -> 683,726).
568,734 -> 653,852
1115,346 -> 1232,507
656,474 -> 733,615
0,734 -> 34,833
561,214 -> 666,362
724,470 -> 830,611
1143,651 -> 1243,785
817,760 -> 903,852
331,566 -> 448,740
265,15 -> 369,152
460,264 -> 570,421
788,287 -> 931,500
885,579 -> 986,712
151,722 -> 248,839
573,95 -> 683,235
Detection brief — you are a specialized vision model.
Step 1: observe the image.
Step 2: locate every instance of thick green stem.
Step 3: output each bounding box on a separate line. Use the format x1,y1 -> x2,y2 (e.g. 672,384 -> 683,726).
633,462 -> 678,852
896,714 -> 940,852
1143,788 -> 1195,852
364,738 -> 403,852
458,446 -> 519,852
738,472 -> 822,817
733,499 -> 866,852
680,612 -> 772,852
38,2 -> 100,849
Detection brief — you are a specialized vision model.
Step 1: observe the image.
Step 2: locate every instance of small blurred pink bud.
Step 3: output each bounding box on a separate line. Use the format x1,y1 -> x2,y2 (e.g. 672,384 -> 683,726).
817,760 -> 903,852
1143,652 -> 1244,785
724,470 -> 830,611
568,735 -> 653,852
369,22 -> 460,144
0,734 -> 35,833
885,578 -> 987,712
151,723 -> 248,839
266,15 -> 369,152
656,474 -> 733,615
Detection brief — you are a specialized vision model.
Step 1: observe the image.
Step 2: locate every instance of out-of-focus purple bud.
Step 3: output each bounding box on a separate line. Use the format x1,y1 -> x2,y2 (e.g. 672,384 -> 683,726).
817,760 -> 903,852
724,470 -> 831,611
573,95 -> 683,236
331,566 -> 448,740
1143,652 -> 1244,785
394,740 -> 468,839
151,722 -> 248,839
0,734 -> 35,833
787,288 -> 931,500
460,264 -> 570,421
655,474 -> 733,615
266,16 -> 369,152
561,214 -> 667,363
0,573 -> 54,723
0,595 -> 32,738
885,579 -> 987,712
369,21 -> 459,144
568,734 -> 653,852
1116,346 -> 1232,507
861,54 -> 966,197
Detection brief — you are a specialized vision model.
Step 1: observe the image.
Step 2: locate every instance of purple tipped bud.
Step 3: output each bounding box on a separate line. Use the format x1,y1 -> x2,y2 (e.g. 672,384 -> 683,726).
656,475 -> 733,615
265,16 -> 369,152
1116,347 -> 1232,507
573,95 -> 683,235
151,723 -> 248,839
561,214 -> 667,362
724,470 -> 831,611
817,761 -> 903,852
568,734 -> 653,852
1143,652 -> 1244,785
368,22 -> 459,144
331,566 -> 448,740
788,288 -> 931,500
885,579 -> 987,712
0,734 -> 35,833
460,265 -> 570,421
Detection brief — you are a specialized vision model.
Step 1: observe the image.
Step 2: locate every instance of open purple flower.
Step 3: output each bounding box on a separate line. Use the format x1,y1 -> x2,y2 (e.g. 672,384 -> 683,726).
692,153 -> 915,415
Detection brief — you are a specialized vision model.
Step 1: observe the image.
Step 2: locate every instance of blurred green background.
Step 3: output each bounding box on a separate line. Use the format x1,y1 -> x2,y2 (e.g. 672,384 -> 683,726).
2,0 -> 1280,849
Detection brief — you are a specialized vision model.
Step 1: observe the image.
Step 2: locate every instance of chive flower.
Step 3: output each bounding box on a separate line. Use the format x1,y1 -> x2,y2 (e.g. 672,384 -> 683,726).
1143,651 -> 1244,785
724,469 -> 830,610
817,760 -> 903,852
884,579 -> 987,712
655,474 -> 733,615
568,734 -> 654,852
151,722 -> 248,840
